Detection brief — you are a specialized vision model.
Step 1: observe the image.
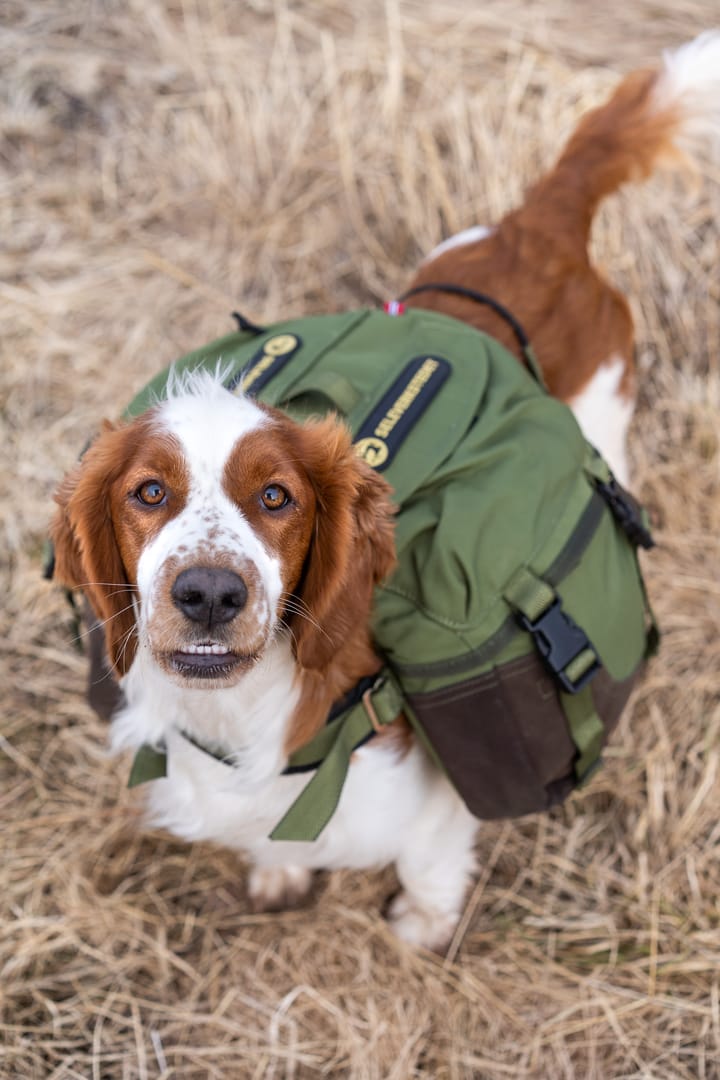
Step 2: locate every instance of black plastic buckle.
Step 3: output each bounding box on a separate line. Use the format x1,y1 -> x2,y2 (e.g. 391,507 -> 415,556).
231,310 -> 266,336
596,478 -> 655,550
519,600 -> 600,694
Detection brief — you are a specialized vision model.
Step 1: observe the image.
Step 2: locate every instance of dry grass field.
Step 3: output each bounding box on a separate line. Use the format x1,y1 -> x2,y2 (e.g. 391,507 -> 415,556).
2,1 -> 720,1077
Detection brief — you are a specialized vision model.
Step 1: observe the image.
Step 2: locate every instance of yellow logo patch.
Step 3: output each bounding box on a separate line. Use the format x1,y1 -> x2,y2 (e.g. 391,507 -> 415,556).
353,354 -> 450,472
355,436 -> 389,468
236,334 -> 300,395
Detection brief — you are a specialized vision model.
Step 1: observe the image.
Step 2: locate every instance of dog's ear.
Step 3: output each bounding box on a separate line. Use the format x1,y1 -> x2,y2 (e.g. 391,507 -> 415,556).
289,416 -> 396,673
51,422 -> 138,677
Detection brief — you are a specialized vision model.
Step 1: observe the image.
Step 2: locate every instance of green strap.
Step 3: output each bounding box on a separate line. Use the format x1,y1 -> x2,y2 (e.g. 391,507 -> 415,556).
128,744 -> 167,786
270,674 -> 405,842
560,687 -> 605,785
269,708 -> 374,842
504,566 -> 605,781
503,566 -> 556,623
584,445 -> 660,658
503,567 -> 599,688
128,729 -> 231,788
126,675 -> 406,843
564,647 -> 599,687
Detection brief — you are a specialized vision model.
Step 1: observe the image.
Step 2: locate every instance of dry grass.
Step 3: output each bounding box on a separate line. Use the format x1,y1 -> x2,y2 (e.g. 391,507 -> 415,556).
2,1 -> 720,1077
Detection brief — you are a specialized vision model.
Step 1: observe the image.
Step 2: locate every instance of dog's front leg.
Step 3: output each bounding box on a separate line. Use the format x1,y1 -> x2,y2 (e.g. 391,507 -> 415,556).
247,864 -> 315,913
388,800 -> 478,953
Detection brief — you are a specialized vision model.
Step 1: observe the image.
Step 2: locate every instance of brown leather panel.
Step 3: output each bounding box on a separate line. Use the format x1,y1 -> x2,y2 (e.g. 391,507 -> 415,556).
408,653 -> 639,819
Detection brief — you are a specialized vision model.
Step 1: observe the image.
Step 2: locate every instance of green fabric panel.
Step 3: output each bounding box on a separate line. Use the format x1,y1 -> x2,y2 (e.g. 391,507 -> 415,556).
556,512 -> 647,683
393,516 -> 647,702
522,344 -> 546,387
296,370 -> 362,414
367,320 -> 593,667
249,311 -> 370,407
282,308 -> 492,504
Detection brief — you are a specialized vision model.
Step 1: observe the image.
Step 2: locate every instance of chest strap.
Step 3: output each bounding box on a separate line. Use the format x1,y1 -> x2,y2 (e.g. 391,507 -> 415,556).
270,671 -> 405,841
127,670 -> 406,842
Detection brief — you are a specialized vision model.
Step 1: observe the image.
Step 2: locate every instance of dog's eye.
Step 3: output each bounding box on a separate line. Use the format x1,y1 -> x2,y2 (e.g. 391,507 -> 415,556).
135,480 -> 167,507
260,484 -> 289,511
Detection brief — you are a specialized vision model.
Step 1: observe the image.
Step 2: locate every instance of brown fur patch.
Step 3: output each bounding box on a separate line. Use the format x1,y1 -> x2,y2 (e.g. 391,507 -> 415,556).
51,416 -> 189,675
273,413 -> 398,756
222,418 -> 319,602
407,67 -> 683,403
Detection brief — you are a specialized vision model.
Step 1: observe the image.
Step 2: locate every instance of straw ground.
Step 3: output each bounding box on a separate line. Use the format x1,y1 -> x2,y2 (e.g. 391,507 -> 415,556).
2,2 -> 719,1077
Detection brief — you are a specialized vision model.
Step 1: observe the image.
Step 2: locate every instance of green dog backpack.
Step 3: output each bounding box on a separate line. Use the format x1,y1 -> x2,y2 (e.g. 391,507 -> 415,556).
125,302 -> 657,842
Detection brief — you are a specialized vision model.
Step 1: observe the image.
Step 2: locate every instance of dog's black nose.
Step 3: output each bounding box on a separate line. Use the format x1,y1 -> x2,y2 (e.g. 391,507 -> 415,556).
171,567 -> 248,629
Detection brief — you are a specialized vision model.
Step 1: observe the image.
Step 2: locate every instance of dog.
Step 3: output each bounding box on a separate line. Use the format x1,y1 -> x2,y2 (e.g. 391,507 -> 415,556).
51,33 -> 720,951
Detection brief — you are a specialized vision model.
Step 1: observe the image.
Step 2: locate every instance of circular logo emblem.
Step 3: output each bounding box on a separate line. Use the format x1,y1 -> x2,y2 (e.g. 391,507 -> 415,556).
263,334 -> 298,357
355,436 -> 389,469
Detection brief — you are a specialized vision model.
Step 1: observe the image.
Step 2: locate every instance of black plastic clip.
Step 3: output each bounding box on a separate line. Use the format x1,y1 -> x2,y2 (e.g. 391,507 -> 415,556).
231,310 -> 266,336
596,478 -> 655,550
518,600 -> 601,694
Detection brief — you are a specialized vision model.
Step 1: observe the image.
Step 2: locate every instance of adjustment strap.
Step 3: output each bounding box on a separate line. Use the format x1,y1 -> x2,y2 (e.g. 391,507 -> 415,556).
270,672 -> 405,842
560,687 -> 605,786
503,567 -> 601,694
583,447 -> 655,550
504,567 -> 605,784
503,567 -> 556,624
583,448 -> 660,656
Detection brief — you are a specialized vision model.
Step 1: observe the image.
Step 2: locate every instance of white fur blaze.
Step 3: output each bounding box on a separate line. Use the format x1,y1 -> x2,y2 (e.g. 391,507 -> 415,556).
569,359 -> 634,487
657,30 -> 720,147
423,224 -> 495,263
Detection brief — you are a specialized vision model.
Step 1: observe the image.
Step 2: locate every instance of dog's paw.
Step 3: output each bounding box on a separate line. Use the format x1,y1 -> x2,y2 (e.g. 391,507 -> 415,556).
386,890 -> 460,953
247,864 -> 314,914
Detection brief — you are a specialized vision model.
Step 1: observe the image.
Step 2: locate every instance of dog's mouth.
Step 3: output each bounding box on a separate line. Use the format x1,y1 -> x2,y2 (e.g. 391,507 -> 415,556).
168,642 -> 259,680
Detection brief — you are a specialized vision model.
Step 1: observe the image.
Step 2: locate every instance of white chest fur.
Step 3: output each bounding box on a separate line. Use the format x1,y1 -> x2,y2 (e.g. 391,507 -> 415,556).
112,638 -> 475,879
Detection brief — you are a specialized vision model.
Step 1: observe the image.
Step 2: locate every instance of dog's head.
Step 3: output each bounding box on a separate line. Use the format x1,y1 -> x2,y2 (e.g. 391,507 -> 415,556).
51,372 -> 396,687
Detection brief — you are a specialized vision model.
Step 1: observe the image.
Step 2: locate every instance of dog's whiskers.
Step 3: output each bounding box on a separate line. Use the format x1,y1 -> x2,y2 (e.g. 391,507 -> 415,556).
111,622 -> 139,677
279,594 -> 332,643
71,600 -> 138,647
75,581 -> 139,591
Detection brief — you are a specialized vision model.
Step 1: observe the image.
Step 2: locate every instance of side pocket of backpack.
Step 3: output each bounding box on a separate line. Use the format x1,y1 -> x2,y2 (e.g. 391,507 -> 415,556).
405,651 -> 640,820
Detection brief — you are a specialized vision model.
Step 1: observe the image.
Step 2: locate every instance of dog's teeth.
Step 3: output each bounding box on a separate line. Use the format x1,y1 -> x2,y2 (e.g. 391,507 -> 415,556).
183,643 -> 231,655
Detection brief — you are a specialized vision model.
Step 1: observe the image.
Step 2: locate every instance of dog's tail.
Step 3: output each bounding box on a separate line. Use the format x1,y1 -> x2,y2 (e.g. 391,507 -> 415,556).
523,31 -> 720,243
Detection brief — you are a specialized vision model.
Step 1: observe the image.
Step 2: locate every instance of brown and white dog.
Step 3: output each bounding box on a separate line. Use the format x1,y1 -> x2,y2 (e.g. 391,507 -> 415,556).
52,34 -> 720,951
